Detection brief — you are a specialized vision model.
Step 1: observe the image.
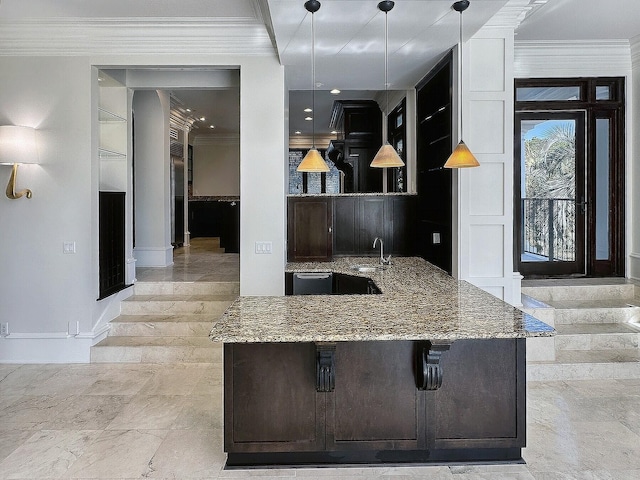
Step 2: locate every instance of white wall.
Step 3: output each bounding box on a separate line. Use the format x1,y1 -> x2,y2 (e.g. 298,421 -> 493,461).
192,135 -> 240,197
0,53 -> 286,361
0,56 -> 101,361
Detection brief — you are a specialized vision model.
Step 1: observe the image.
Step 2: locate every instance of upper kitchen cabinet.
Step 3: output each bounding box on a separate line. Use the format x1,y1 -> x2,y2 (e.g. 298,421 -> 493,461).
287,197 -> 333,262
329,101 -> 382,193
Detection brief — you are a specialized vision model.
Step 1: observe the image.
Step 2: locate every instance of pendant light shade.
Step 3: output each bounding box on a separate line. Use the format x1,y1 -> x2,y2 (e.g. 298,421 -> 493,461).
370,0 -> 404,169
444,0 -> 479,169
297,0 -> 330,173
298,147 -> 330,172
443,140 -> 480,168
371,143 -> 405,168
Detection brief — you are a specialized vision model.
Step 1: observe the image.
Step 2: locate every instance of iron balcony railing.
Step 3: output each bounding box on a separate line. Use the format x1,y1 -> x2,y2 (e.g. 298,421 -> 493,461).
522,198 -> 576,262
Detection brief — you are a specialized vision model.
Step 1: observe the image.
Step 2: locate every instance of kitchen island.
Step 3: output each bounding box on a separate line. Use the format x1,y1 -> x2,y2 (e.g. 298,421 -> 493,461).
210,257 -> 554,467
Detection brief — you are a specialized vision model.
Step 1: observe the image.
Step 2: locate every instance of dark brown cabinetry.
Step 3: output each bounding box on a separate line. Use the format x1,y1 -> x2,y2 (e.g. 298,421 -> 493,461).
99,191 -> 126,300
224,339 -> 525,466
189,200 -> 240,253
333,195 -> 415,257
329,100 -> 383,193
287,197 -> 333,262
416,53 -> 454,273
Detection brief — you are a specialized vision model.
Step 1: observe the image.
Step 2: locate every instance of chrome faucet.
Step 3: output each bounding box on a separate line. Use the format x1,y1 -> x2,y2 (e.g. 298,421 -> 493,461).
373,237 -> 391,266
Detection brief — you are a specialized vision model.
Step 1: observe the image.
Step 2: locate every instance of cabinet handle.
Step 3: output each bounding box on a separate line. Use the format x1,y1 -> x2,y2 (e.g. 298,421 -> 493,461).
328,226 -> 332,233
416,341 -> 451,391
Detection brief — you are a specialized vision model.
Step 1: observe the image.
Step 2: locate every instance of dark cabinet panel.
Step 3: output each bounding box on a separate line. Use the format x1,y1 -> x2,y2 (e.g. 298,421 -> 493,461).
287,197 -> 333,262
224,343 -> 325,452
225,339 -> 526,466
332,195 -> 415,257
99,191 -> 126,300
188,200 -> 240,253
415,53 -> 454,274
358,197 -> 386,253
333,196 -> 358,255
327,341 -> 424,450
431,339 -> 525,449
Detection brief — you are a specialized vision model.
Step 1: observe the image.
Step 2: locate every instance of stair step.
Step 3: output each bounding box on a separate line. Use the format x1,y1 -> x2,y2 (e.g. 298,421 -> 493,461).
134,281 -> 239,296
109,314 -> 216,337
555,323 -> 640,351
121,294 -> 235,315
528,349 -> 640,381
91,336 -> 222,363
520,294 -> 555,326
522,280 -> 634,302
550,300 -> 640,325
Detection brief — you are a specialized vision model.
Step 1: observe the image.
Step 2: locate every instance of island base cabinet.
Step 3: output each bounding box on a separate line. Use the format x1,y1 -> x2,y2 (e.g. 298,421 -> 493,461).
223,339 -> 526,466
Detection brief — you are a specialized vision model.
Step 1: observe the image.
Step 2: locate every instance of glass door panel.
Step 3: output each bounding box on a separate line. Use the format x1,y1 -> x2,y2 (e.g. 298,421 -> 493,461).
516,112 -> 586,276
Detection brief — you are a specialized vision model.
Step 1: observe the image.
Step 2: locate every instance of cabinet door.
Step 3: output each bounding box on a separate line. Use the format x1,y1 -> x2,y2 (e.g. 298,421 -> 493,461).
224,343 -> 325,453
326,341 -> 425,451
333,196 -> 358,255
288,197 -> 333,261
358,197 -> 386,254
429,338 -> 525,450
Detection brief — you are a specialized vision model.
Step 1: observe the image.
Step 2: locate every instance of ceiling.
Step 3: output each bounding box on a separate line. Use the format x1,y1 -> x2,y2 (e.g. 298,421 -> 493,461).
3,0 -> 640,141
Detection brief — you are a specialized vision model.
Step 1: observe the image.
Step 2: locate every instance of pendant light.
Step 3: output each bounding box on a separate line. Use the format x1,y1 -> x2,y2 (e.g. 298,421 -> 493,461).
370,0 -> 405,169
297,0 -> 330,173
444,0 -> 480,169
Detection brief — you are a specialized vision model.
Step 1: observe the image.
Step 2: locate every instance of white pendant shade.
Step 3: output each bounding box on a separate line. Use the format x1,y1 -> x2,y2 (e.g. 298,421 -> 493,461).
370,143 -> 405,168
297,147 -> 330,172
443,140 -> 480,168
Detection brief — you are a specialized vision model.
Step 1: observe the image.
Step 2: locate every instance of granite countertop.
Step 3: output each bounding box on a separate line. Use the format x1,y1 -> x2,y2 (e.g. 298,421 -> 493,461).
209,257 -> 555,343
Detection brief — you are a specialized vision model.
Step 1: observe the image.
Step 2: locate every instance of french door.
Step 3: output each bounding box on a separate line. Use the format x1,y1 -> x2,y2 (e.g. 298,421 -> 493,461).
514,78 -> 625,278
515,112 -> 586,276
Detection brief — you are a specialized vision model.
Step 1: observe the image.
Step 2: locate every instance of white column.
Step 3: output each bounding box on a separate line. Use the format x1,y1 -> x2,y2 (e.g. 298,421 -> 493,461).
455,25 -> 517,304
132,90 -> 173,267
183,123 -> 191,247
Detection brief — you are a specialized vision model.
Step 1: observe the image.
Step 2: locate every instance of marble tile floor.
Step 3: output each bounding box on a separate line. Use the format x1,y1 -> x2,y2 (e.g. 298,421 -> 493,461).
136,238 -> 240,284
1,362 -> 640,480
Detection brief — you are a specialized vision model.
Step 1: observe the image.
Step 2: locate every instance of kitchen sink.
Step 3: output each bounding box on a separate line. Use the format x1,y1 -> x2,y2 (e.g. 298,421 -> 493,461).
351,265 -> 385,273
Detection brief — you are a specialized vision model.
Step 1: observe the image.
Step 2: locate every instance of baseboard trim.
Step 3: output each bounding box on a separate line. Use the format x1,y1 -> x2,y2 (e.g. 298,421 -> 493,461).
0,327 -> 109,364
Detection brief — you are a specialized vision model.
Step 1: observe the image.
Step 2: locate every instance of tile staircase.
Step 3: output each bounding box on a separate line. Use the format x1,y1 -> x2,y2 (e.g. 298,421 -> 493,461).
522,279 -> 640,381
90,280 -> 238,363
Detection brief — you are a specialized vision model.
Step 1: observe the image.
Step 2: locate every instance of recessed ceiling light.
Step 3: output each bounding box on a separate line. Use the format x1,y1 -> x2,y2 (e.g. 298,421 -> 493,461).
209,125 -> 215,129
295,131 -> 301,135
304,108 -> 313,113
330,89 -> 341,95
200,117 -> 206,121
186,108 -> 192,112
305,116 -> 313,121
331,130 -> 338,134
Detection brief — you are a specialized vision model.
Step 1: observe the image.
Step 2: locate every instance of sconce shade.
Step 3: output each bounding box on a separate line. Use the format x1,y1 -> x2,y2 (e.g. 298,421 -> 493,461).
297,147 -> 330,172
444,140 -> 480,168
0,126 -> 38,165
370,143 -> 405,168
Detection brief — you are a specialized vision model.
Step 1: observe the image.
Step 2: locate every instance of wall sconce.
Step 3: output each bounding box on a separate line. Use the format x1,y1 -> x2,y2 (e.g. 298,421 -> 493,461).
0,126 -> 39,199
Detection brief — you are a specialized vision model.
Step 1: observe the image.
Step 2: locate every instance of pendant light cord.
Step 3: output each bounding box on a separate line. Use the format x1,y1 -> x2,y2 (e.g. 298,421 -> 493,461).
311,9 -> 316,149
384,10 -> 389,123
458,7 -> 463,141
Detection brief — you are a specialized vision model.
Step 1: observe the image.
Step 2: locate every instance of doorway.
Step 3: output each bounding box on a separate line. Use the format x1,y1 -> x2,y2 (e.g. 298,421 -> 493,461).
514,78 -> 625,278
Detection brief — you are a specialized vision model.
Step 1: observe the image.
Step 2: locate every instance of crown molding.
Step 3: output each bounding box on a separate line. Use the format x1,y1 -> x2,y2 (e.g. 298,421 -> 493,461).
486,0 -> 540,30
514,40 -> 632,78
631,35 -> 640,66
0,17 -> 273,56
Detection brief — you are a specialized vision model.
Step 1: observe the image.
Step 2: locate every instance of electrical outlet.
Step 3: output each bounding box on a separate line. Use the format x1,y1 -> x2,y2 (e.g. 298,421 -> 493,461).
0,322 -> 8,336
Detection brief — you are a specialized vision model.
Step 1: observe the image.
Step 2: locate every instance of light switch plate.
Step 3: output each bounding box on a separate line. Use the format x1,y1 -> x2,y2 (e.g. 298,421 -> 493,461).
255,241 -> 273,254
432,233 -> 441,245
63,242 -> 76,254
